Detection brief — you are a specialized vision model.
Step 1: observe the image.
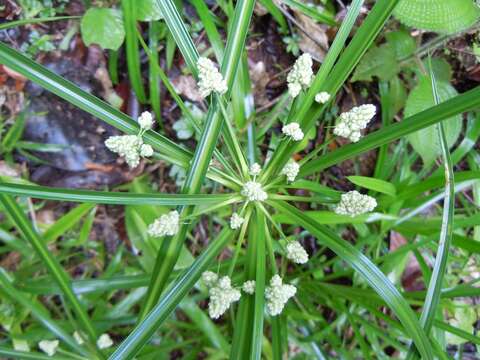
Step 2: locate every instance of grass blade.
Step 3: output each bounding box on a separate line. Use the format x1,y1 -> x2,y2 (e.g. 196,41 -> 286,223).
301,86 -> 480,177
250,209 -> 266,360
0,42 -> 190,167
148,22 -> 162,124
405,58 -> 455,360
269,200 -> 433,360
261,0 -> 365,182
0,182 -> 238,206
108,228 -> 233,359
156,0 -> 199,76
0,195 -> 101,355
139,0 -> 255,319
0,269 -> 92,358
122,0 -> 147,103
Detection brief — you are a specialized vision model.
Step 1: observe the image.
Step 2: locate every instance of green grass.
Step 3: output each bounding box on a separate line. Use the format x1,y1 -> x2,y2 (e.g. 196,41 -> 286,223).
0,0 -> 479,359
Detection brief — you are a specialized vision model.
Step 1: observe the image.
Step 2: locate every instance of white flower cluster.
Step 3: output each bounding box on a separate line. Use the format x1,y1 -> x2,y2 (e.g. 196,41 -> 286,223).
97,333 -> 114,349
282,122 -> 304,141
265,275 -> 296,316
147,210 -> 180,237
230,212 -> 245,230
197,57 -> 228,98
334,190 -> 377,217
202,271 -> 219,288
105,111 -> 154,168
287,53 -> 313,98
73,331 -> 85,345
242,280 -> 256,294
281,160 -> 300,182
286,241 -> 309,264
315,91 -> 330,104
202,273 -> 241,319
138,111 -> 154,130
333,104 -> 376,142
241,181 -> 268,202
39,340 -> 59,357
249,162 -> 261,177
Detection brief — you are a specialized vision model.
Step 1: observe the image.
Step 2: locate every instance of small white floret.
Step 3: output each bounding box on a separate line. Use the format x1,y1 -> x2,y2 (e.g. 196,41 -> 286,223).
333,104 -> 376,143
242,280 -> 256,294
286,241 -> 309,264
281,160 -> 300,182
202,271 -> 219,288
282,122 -> 304,141
38,340 -> 59,357
315,91 -> 330,104
287,53 -> 313,98
230,212 -> 245,230
147,210 -> 180,237
138,111 -> 154,130
105,135 -> 143,168
207,276 -> 241,319
73,331 -> 85,345
334,190 -> 377,217
139,144 -> 154,157
249,163 -> 261,176
97,333 -> 113,349
197,57 -> 228,98
265,275 -> 296,316
241,181 -> 268,202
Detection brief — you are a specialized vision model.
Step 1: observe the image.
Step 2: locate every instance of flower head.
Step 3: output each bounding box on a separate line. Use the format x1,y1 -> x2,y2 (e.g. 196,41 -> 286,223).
73,331 -> 85,345
333,104 -> 376,142
286,241 -> 309,264
249,163 -> 261,177
97,333 -> 113,349
281,160 -> 300,182
334,190 -> 377,217
38,340 -> 59,357
147,210 -> 180,237
105,135 -> 143,168
282,122 -> 304,141
197,57 -> 228,98
265,275 -> 296,316
241,181 -> 268,202
207,276 -> 241,319
242,280 -> 256,294
315,91 -> 330,104
202,271 -> 219,288
139,144 -> 154,157
138,111 -> 154,130
230,212 -> 245,230
287,53 -> 313,98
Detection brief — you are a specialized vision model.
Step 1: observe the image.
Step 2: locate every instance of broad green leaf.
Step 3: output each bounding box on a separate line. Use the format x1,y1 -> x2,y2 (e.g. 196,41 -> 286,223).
136,0 -> 163,21
80,8 -> 125,50
444,303 -> 476,345
385,29 -> 416,59
394,0 -> 480,34
405,76 -> 462,166
351,44 -> 399,82
347,175 -> 397,196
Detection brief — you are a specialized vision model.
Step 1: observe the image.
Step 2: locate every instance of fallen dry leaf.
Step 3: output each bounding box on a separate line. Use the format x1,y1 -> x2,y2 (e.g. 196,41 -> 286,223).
172,75 -> 203,103
294,12 -> 329,62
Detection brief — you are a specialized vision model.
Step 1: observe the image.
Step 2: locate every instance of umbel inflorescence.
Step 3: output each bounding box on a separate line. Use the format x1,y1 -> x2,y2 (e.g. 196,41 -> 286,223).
103,53 -> 378,319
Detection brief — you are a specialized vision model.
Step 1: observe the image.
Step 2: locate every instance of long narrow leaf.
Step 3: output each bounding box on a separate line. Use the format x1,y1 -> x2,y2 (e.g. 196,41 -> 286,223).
269,200 -> 433,360
0,42 -> 190,167
0,195 -> 99,349
108,228 -> 233,360
139,0 -> 256,318
0,182 -> 238,206
301,86 -> 480,177
0,269 -> 92,358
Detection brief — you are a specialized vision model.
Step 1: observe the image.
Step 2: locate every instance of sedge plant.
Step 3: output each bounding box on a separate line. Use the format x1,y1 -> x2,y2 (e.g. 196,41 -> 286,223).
0,0 -> 480,359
